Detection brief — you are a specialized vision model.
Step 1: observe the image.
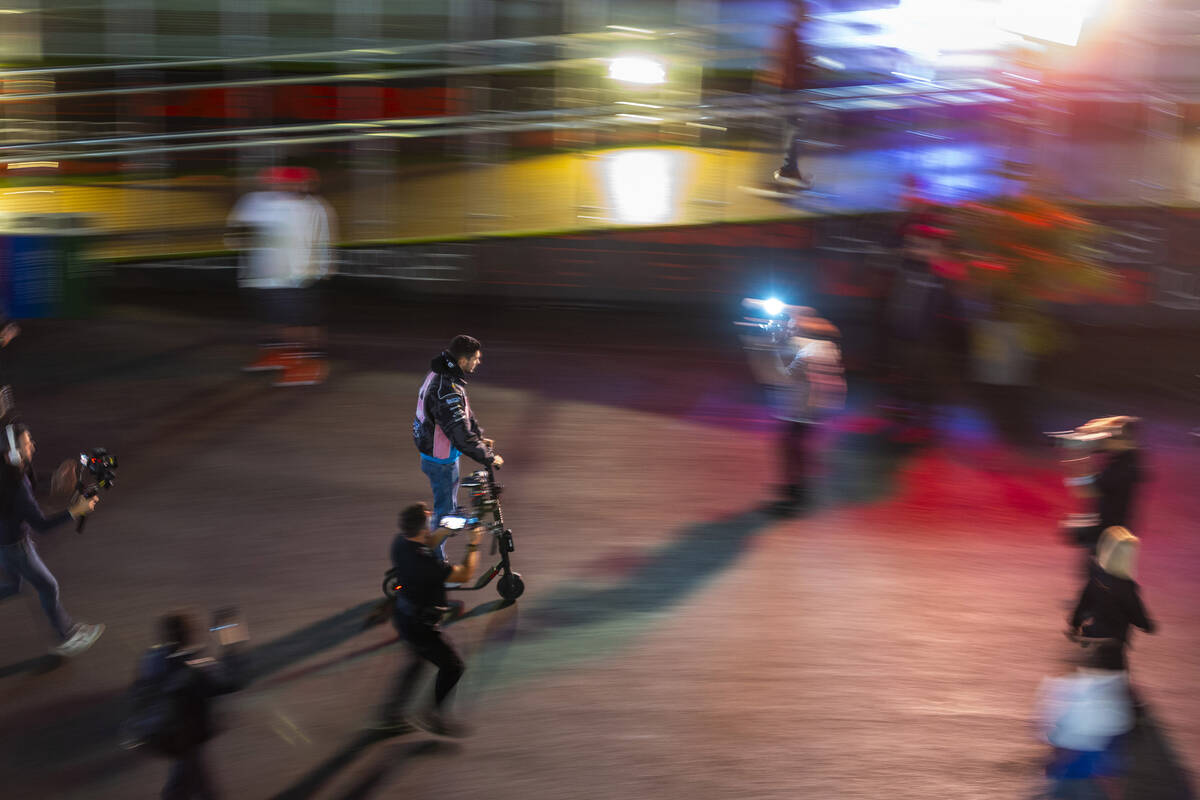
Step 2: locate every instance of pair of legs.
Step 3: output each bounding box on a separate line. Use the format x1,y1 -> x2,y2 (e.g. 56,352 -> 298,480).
780,419 -> 816,507
421,457 -> 460,558
0,537 -> 74,641
162,747 -> 218,800
775,112 -> 814,188
379,618 -> 465,722
243,287 -> 328,385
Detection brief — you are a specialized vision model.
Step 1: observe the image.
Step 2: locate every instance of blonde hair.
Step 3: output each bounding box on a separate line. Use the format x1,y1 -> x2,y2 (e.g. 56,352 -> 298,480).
1097,526 -> 1139,580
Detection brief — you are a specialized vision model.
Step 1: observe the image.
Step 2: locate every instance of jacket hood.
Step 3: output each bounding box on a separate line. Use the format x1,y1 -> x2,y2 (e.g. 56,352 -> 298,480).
431,351 -> 466,381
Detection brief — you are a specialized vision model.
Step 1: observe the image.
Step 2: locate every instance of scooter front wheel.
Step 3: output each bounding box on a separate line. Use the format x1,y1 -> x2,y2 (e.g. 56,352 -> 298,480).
497,573 -> 525,601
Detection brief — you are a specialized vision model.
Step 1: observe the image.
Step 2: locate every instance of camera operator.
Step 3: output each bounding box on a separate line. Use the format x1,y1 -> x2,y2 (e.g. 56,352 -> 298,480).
373,502 -> 483,738
741,301 -> 846,515
130,610 -> 248,800
413,335 -> 503,554
0,422 -> 102,656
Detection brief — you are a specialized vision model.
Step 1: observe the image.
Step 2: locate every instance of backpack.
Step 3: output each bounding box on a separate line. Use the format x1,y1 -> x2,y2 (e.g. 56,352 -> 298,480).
121,646 -> 192,757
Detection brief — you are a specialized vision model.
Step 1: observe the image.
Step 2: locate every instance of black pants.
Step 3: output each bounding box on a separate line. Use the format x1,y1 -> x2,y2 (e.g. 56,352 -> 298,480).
162,747 -> 217,800
381,617 -> 465,719
781,420 -> 814,500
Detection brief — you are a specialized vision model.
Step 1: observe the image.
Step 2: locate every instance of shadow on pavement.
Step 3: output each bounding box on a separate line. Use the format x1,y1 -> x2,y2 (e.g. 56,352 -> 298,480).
524,505 -> 773,631
268,732 -> 450,800
0,653 -> 62,679
333,740 -> 455,800
245,600 -> 383,683
1126,708 -> 1196,800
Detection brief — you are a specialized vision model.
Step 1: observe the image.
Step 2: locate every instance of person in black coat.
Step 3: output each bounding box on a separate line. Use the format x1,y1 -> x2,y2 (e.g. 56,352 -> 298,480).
1068,527 -> 1156,673
144,611 -> 247,800
1093,420 -> 1143,534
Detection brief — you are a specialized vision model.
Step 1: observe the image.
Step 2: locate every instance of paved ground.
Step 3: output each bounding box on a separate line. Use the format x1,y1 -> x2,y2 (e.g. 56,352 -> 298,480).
1,295 -> 1197,799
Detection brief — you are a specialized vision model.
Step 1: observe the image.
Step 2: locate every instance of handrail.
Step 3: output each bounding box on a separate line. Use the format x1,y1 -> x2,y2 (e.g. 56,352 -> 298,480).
0,24 -> 741,79
0,77 -> 1000,156
2,81 -> 1016,164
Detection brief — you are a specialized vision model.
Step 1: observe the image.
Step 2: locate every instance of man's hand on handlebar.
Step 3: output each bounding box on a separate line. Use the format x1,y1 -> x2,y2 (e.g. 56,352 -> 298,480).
490,454 -> 504,469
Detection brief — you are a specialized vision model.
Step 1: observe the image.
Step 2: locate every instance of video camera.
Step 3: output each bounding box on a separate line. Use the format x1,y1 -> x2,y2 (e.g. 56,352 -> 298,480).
736,297 -> 793,348
75,447 -> 118,532
79,448 -> 118,492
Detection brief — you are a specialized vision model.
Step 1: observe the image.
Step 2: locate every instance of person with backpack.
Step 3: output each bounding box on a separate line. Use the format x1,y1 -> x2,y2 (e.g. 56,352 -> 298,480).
126,611 -> 247,800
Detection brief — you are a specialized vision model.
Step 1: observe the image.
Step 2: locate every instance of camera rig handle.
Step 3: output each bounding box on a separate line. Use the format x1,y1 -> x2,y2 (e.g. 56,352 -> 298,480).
74,486 -> 97,534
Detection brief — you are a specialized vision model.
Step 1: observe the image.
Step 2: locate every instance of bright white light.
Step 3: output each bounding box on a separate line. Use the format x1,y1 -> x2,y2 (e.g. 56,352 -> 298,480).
763,298 -> 785,317
603,149 -> 675,224
608,57 -> 666,85
828,0 -> 1020,60
996,0 -> 1104,47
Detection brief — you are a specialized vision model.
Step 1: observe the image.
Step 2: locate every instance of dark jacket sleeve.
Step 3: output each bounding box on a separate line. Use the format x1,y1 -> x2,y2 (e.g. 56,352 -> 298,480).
1122,583 -> 1155,634
432,379 -> 492,465
1069,581 -> 1096,629
17,477 -> 72,533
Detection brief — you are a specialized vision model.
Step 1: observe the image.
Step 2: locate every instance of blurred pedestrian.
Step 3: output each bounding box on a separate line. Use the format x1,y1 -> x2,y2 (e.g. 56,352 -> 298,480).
1067,526 -> 1156,675
0,420 -> 101,656
740,301 -> 845,515
125,610 -> 248,800
767,0 -> 817,189
883,205 -> 959,440
1067,417 -> 1145,552
1036,659 -> 1134,800
227,166 -> 336,387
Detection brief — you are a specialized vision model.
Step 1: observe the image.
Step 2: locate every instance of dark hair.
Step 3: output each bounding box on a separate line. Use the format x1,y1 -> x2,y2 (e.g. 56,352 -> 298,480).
160,612 -> 198,648
447,335 -> 481,361
399,502 -> 430,536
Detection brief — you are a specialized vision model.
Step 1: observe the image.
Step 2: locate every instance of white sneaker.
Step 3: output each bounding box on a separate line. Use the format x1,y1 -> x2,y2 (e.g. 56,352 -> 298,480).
53,623 -> 104,657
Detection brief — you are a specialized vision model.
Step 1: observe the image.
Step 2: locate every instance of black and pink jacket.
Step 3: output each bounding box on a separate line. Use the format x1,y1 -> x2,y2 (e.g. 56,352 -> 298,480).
412,352 -> 493,466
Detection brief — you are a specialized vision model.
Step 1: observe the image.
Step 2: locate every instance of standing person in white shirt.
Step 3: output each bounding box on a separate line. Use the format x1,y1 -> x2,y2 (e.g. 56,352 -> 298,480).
227,166 -> 337,387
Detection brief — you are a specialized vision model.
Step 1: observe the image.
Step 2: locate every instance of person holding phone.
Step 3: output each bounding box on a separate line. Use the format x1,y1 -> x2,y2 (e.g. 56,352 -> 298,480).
125,610 -> 248,800
372,502 -> 483,738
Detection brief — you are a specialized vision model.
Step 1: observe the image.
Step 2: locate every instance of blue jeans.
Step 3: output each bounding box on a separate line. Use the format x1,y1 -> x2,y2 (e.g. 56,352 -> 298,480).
0,537 -> 75,641
420,457 -> 460,557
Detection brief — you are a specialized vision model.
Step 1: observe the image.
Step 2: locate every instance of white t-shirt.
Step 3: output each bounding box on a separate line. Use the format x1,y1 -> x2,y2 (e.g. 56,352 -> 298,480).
1036,671 -> 1133,752
228,191 -> 335,289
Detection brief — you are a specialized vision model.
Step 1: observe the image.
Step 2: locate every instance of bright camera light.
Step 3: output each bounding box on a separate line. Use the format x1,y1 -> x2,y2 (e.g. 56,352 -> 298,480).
763,298 -> 785,317
608,57 -> 666,85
